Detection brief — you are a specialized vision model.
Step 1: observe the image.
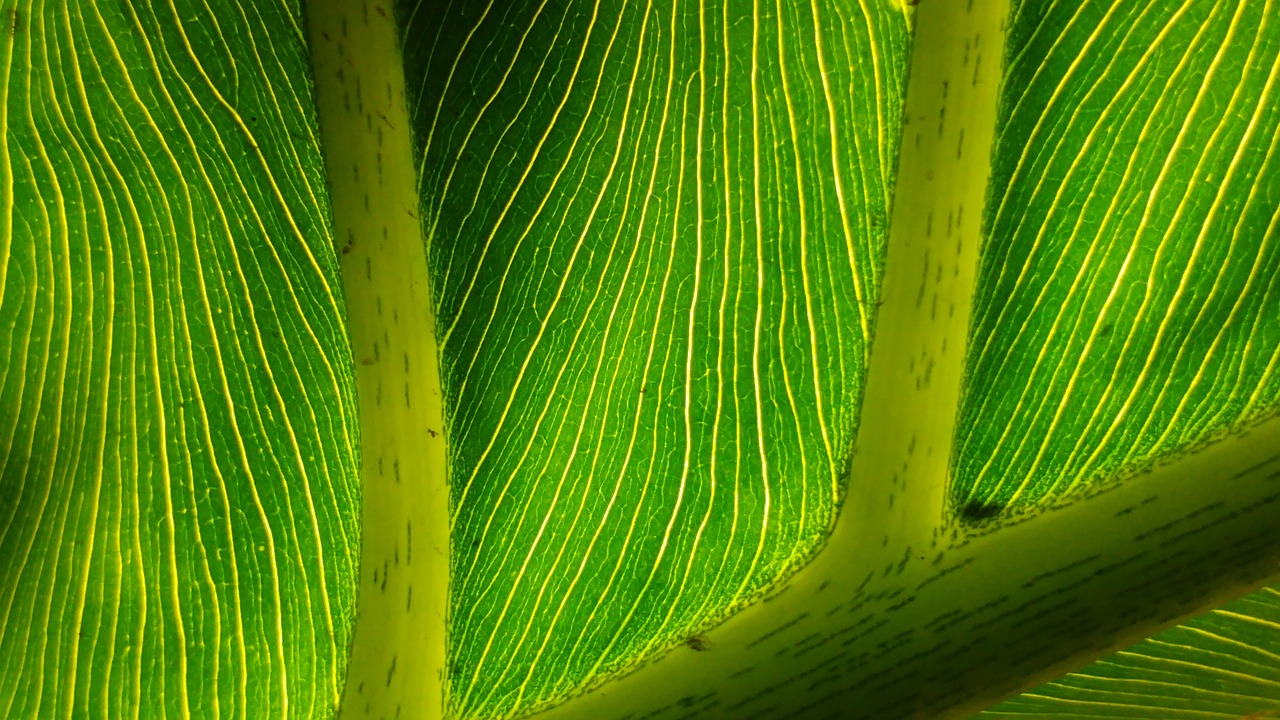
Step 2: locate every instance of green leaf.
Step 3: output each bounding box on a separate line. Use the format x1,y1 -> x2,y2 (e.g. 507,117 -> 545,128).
406,2 -> 910,716
0,3 -> 359,717
955,0 -> 1280,511
4,0 -> 1279,718
980,584 -> 1280,720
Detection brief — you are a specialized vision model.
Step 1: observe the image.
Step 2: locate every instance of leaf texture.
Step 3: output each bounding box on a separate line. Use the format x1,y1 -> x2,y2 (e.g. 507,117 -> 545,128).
979,584 -> 1280,719
0,3 -> 359,717
401,0 -> 911,716
953,0 -> 1280,511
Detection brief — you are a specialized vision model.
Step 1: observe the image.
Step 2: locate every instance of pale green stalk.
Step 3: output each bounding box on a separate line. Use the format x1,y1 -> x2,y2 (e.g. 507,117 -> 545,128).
307,4 -> 449,719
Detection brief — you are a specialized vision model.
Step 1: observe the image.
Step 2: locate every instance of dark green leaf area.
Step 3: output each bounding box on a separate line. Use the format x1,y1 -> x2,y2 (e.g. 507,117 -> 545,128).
955,0 -> 1280,511
403,0 -> 910,716
958,501 -> 1005,524
0,4 -> 359,718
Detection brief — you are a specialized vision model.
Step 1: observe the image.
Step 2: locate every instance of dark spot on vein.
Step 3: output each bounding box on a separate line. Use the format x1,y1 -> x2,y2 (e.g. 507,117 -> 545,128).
960,501 -> 1004,522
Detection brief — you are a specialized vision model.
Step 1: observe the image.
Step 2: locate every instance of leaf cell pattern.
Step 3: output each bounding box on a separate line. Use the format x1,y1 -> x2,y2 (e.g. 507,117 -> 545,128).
402,0 -> 910,716
956,0 -> 1280,510
0,3 -> 360,717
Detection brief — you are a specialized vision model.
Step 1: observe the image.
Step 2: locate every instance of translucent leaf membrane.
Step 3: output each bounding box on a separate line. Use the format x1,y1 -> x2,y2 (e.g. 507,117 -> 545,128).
400,1 -> 910,717
954,0 -> 1280,512
0,3 -> 359,717
979,584 -> 1280,719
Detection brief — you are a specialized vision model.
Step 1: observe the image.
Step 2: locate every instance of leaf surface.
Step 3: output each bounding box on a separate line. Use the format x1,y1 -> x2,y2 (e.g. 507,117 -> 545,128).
403,1 -> 910,716
980,584 -> 1280,720
953,0 -> 1280,512
0,3 -> 359,717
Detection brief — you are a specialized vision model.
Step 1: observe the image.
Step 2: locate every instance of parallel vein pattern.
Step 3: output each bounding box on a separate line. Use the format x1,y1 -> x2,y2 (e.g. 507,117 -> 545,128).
0,2 -> 359,717
955,0 -> 1280,510
981,584 -> 1280,719
401,1 -> 910,717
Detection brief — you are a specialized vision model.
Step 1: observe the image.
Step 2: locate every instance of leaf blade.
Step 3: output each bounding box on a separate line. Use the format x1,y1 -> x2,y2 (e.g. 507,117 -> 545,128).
0,3 -> 360,717
404,0 -> 912,715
